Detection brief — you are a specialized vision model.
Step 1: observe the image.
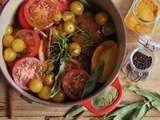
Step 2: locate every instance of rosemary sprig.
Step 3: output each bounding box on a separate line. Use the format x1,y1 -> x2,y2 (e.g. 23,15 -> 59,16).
77,27 -> 96,46
48,36 -> 72,64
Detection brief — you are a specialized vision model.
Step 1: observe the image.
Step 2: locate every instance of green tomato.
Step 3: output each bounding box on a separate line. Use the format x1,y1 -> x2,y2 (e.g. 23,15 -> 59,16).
95,12 -> 109,25
62,11 -> 75,22
11,38 -> 26,52
43,74 -> 55,86
38,86 -> 51,100
53,11 -> 62,22
3,35 -> 14,47
70,1 -> 84,15
64,21 -> 76,34
4,48 -> 17,62
5,25 -> 13,35
69,42 -> 81,57
29,79 -> 43,93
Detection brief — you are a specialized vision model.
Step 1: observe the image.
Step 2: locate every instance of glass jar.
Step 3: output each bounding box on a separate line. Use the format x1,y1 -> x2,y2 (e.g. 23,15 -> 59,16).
122,35 -> 160,81
124,0 -> 160,34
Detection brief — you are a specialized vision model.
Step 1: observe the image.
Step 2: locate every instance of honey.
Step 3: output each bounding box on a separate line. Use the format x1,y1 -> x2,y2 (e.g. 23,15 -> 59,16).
125,0 -> 160,34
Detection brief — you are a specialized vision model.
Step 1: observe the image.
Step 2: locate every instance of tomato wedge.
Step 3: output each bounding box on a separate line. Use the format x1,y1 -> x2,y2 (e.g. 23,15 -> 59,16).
12,57 -> 44,90
24,0 -> 56,30
62,69 -> 89,100
15,29 -> 40,57
18,2 -> 32,29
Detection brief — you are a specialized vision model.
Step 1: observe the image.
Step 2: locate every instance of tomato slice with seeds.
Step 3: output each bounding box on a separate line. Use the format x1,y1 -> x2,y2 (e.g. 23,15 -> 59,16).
12,57 -> 44,90
15,29 -> 40,57
24,0 -> 57,30
62,69 -> 89,100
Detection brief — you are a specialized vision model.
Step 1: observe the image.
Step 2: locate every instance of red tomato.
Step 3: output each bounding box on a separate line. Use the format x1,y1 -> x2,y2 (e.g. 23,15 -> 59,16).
15,29 -> 40,57
18,2 -> 32,29
65,60 -> 81,72
62,69 -> 89,100
12,57 -> 44,90
24,0 -> 57,30
56,0 -> 69,12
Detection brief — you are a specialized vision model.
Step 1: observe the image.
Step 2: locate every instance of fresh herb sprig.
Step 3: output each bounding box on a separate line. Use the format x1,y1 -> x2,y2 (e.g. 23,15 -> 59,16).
48,36 -> 72,64
64,86 -> 160,120
102,86 -> 160,120
77,27 -> 97,46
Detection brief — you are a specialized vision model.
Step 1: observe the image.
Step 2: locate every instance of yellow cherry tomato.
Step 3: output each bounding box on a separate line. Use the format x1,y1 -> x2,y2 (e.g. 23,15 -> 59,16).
95,12 -> 109,25
62,11 -> 75,22
38,86 -> 51,100
70,1 -> 84,15
3,35 -> 14,47
4,48 -> 17,62
64,21 -> 76,34
29,79 -> 43,93
5,25 -> 13,35
11,38 -> 26,52
69,42 -> 81,57
43,74 -> 55,86
53,11 -> 62,22
52,90 -> 65,103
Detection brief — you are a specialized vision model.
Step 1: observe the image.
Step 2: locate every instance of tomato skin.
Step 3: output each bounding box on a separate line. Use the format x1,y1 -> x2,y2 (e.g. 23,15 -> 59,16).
62,69 -> 89,100
57,0 -> 69,12
65,60 -> 81,72
18,2 -> 32,29
12,57 -> 44,90
15,29 -> 40,57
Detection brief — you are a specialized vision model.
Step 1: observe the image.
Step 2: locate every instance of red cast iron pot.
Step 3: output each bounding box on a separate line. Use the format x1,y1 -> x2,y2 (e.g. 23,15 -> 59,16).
0,0 -> 126,115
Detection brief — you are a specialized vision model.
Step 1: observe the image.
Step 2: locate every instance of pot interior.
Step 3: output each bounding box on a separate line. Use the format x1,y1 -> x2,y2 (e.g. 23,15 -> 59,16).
0,0 -> 126,106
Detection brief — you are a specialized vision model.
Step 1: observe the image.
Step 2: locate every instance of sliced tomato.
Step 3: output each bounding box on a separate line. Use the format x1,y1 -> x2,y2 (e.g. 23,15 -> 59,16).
15,29 -> 40,57
12,57 -> 44,90
56,0 -> 69,12
62,69 -> 89,100
24,0 -> 57,30
18,2 -> 32,29
65,60 -> 81,72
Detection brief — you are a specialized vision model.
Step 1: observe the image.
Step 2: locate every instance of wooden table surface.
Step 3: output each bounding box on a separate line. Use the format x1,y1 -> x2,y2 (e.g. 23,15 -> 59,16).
1,0 -> 160,120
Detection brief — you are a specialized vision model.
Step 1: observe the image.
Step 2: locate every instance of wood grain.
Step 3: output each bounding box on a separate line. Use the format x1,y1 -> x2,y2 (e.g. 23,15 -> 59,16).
0,0 -> 160,120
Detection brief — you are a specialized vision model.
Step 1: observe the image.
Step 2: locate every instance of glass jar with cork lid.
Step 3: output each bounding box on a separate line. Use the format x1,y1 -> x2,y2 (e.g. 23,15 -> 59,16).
124,0 -> 160,34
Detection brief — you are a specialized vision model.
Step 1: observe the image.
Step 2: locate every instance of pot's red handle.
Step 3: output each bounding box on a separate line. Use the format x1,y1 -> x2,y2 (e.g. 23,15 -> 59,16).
80,77 -> 122,115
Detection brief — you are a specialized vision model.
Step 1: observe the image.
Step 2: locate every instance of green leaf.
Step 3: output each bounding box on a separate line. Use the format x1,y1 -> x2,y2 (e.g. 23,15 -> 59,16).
82,61 -> 105,97
133,102 -> 152,120
93,86 -> 118,109
152,100 -> 160,111
64,106 -> 88,119
104,102 -> 144,119
50,62 -> 65,97
129,86 -> 160,101
80,0 -> 92,7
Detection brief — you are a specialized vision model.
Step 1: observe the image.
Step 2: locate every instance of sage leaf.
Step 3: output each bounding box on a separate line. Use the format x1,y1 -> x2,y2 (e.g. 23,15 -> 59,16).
133,102 -> 151,120
50,62 -> 65,97
130,86 -> 160,101
93,86 -> 118,109
64,106 -> 88,119
104,102 -> 143,119
82,61 -> 105,97
152,100 -> 160,111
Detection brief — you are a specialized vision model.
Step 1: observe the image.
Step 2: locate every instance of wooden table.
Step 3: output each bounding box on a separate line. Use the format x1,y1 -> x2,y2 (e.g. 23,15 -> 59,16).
1,0 -> 160,120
